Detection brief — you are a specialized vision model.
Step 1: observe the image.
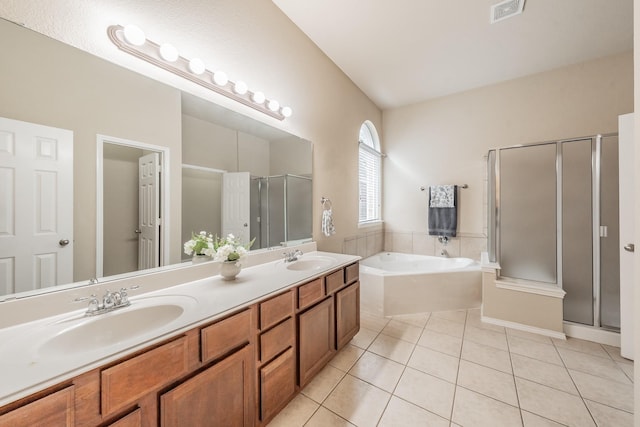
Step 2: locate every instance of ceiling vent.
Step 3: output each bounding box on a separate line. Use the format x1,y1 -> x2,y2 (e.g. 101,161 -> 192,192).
490,0 -> 526,24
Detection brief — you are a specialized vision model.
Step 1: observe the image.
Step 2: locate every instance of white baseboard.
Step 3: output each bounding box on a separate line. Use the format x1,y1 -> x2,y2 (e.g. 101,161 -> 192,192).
481,315 -> 566,340
563,323 -> 621,347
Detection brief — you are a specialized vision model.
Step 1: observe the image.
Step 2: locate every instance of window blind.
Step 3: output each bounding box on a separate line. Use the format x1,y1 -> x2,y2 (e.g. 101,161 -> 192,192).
359,142 -> 381,223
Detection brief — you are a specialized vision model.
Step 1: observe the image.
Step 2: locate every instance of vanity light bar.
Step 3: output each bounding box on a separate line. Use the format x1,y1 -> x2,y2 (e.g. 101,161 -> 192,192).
107,25 -> 293,120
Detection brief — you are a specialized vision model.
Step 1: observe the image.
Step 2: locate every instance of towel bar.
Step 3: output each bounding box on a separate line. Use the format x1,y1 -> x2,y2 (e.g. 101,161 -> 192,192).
420,184 -> 468,191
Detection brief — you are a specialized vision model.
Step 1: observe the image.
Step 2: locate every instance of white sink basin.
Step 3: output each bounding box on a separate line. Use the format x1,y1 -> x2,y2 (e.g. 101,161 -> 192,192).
285,256 -> 334,271
39,295 -> 196,355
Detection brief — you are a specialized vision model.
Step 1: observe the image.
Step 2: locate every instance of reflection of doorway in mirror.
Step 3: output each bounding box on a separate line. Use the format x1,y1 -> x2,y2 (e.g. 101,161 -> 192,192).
181,165 -> 224,262
96,135 -> 169,278
0,116 -> 73,296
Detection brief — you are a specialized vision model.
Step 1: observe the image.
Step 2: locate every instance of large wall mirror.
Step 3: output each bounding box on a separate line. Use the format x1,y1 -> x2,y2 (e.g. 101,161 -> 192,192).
0,18 -> 312,301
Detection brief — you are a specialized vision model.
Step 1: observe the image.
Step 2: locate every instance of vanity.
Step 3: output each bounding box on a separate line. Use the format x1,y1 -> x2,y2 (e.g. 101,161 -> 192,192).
0,248 -> 360,426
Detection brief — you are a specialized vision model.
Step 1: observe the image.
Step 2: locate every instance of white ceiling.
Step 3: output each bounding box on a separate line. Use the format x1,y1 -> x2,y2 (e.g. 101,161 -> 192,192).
272,0 -> 634,109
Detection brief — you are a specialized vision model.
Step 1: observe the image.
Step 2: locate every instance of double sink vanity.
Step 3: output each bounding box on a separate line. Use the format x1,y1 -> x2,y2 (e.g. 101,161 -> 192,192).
0,246 -> 360,426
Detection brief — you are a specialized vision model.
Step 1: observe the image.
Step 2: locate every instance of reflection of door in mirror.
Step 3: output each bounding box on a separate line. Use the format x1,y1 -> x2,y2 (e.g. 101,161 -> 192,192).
138,153 -> 161,270
0,116 -> 73,296
222,172 -> 251,244
98,137 -> 167,278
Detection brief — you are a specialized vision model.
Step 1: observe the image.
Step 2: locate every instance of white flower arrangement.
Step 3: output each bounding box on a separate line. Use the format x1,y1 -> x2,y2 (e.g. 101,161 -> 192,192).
211,233 -> 255,263
183,231 -> 215,257
184,231 -> 255,263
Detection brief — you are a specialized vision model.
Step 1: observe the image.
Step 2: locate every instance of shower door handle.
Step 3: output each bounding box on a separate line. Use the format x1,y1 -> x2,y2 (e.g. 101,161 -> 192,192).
624,243 -> 635,252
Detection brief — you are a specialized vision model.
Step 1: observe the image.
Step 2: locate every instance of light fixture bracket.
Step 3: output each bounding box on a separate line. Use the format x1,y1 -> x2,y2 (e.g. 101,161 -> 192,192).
108,25 -> 287,120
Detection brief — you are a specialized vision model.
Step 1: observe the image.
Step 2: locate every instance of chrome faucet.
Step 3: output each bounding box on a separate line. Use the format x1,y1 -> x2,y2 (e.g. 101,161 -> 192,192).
283,249 -> 303,262
85,287 -> 133,316
440,249 -> 449,258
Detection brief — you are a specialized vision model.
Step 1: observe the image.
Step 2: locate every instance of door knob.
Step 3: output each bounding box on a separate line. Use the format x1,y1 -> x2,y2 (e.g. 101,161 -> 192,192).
59,239 -> 70,246
624,243 -> 635,252
135,229 -> 142,234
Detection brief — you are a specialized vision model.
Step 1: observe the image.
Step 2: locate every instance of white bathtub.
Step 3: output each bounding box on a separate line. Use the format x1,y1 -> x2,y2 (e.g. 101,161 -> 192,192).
360,252 -> 482,316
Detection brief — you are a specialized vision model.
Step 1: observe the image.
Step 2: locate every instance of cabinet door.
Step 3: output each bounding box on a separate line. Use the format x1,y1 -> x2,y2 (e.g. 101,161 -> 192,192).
260,347 -> 296,423
160,345 -> 254,427
336,281 -> 360,350
298,297 -> 335,387
0,386 -> 74,427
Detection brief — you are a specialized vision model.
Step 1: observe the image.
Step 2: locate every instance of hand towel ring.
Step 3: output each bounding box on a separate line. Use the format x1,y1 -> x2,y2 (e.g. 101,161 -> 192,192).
321,197 -> 333,210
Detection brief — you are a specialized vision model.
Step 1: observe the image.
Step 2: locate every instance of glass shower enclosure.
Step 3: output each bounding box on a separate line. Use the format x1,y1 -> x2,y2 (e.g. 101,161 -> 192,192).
487,134 -> 620,331
250,174 -> 312,249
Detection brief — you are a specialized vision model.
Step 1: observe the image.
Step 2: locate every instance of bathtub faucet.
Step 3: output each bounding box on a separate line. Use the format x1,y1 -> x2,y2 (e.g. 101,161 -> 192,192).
440,249 -> 449,258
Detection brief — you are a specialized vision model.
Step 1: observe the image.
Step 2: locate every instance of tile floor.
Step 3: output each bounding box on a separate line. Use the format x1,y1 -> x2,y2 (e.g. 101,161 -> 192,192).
268,308 -> 634,427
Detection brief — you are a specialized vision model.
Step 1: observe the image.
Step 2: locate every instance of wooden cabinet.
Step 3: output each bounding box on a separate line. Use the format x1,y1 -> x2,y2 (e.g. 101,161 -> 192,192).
0,386 -> 74,427
0,260 -> 360,427
161,345 -> 254,427
298,297 -> 335,387
336,281 -> 360,349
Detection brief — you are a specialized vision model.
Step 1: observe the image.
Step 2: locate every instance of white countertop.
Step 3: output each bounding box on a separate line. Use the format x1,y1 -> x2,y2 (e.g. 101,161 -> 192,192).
0,250 -> 359,407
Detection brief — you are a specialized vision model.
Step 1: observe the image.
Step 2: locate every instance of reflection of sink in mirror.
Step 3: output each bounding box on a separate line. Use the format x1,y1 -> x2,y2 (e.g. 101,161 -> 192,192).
285,256 -> 335,271
39,296 -> 196,355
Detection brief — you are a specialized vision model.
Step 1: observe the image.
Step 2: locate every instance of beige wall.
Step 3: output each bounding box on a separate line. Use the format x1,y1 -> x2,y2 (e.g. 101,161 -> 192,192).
0,19 -> 183,281
482,272 -> 565,333
383,51 -> 634,260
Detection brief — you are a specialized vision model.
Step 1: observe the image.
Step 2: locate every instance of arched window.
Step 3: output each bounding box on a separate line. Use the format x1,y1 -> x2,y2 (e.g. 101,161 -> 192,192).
358,121 -> 382,224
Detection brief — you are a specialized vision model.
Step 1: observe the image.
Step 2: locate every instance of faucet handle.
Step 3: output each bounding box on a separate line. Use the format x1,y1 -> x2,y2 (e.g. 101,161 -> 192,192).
103,290 -> 114,309
119,287 -> 129,305
87,294 -> 100,314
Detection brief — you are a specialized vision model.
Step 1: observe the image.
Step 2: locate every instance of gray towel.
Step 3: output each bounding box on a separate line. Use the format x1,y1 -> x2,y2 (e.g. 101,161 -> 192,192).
428,185 -> 457,237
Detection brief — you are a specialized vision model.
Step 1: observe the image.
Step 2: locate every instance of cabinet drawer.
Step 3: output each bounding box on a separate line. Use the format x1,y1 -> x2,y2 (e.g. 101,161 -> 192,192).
0,386 -> 74,427
260,347 -> 296,422
345,262 -> 359,284
101,337 -> 189,417
325,269 -> 345,294
260,290 -> 294,330
260,317 -> 294,362
201,308 -> 252,363
107,408 -> 142,427
298,278 -> 324,309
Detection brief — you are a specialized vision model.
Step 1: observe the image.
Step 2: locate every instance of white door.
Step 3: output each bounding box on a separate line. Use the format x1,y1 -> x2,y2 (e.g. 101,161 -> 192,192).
0,117 -> 73,295
138,152 -> 160,270
619,113 -> 634,360
222,172 -> 250,243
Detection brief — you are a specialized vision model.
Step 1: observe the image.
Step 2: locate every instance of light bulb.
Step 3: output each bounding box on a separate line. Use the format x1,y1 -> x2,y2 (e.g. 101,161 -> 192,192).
123,25 -> 146,46
267,99 -> 280,112
252,91 -> 265,104
188,58 -> 206,75
213,71 -> 228,86
159,43 -> 179,62
233,81 -> 248,95
281,106 -> 293,118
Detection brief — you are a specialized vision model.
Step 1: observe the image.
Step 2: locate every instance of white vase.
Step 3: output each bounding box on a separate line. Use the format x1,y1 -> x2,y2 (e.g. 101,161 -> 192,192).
220,260 -> 242,280
192,255 -> 212,264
